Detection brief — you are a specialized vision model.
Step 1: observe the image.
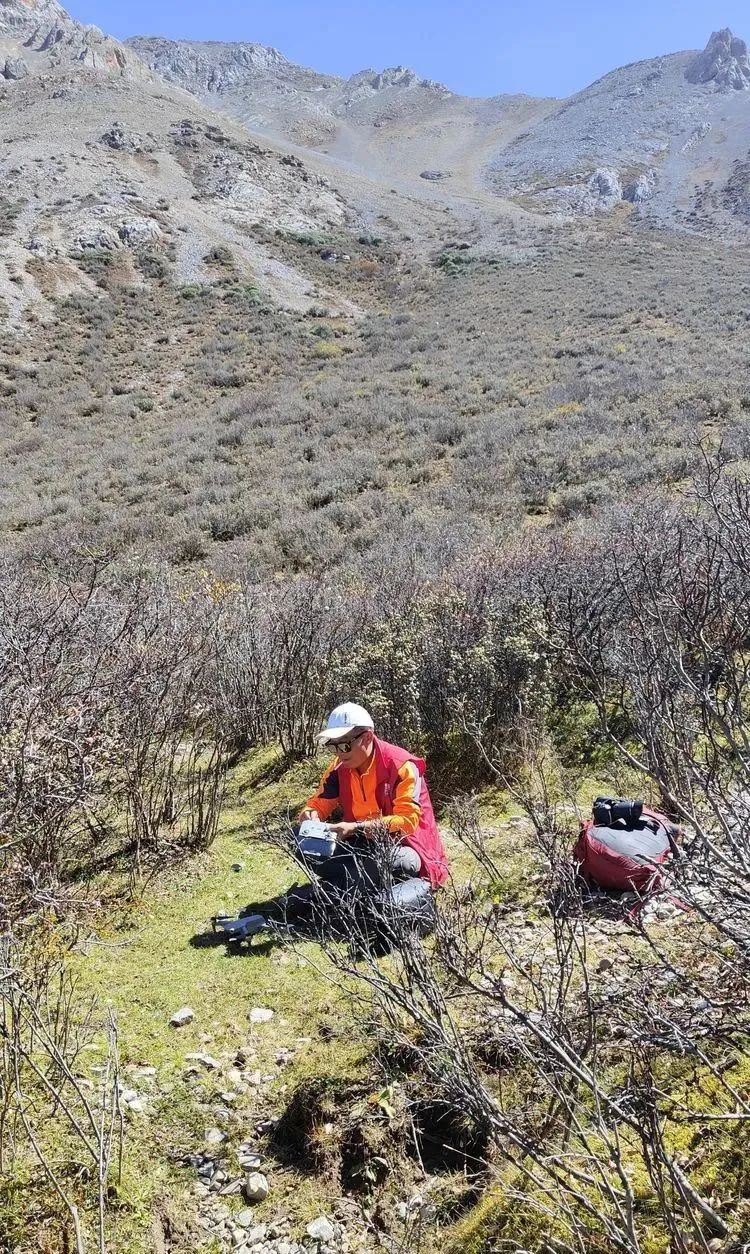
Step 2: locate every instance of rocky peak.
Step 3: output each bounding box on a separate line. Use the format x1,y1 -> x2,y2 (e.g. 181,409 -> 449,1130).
344,64 -> 450,104
371,66 -> 418,90
686,28 -> 750,90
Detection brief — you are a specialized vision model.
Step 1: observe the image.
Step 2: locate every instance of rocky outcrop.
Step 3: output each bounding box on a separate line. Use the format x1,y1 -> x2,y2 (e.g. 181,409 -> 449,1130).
588,167 -> 622,207
127,37 -> 291,94
0,0 -> 68,38
686,28 -> 750,90
535,167 -> 625,217
623,168 -> 656,203
0,1 -> 137,76
100,121 -> 149,152
23,18 -> 131,71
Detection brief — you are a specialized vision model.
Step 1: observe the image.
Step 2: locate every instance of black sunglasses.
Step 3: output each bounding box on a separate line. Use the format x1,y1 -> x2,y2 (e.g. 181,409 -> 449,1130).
333,729 -> 367,755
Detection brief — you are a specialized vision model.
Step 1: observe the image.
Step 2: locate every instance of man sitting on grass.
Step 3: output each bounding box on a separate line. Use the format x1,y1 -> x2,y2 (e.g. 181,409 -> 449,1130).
210,703 -> 448,947
297,701 -> 449,900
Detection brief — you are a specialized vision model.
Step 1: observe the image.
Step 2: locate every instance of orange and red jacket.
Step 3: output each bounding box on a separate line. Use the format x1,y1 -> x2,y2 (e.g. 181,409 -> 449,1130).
301,736 -> 449,889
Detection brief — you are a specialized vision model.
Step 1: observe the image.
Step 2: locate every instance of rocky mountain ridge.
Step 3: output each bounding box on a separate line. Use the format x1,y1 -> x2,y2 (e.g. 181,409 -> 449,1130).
126,33 -> 462,151
127,34 -> 448,101
0,0 -> 139,75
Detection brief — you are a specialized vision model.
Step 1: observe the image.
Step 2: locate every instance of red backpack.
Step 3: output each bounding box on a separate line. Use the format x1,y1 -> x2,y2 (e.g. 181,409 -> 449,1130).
573,798 -> 676,894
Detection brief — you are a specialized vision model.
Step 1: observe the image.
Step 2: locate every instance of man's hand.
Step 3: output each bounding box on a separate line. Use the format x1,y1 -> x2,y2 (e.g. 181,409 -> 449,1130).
327,821 -> 359,839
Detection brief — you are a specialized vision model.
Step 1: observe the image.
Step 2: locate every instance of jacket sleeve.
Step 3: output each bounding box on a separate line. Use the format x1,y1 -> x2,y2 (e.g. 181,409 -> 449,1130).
299,762 -> 340,822
382,760 -> 422,838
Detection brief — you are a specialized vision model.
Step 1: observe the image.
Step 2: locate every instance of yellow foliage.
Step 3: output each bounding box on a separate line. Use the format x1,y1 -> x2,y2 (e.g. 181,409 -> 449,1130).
313,340 -> 343,359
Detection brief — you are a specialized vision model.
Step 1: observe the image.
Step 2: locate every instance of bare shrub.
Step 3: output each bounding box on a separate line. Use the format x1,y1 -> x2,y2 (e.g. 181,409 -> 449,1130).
0,932 -> 123,1254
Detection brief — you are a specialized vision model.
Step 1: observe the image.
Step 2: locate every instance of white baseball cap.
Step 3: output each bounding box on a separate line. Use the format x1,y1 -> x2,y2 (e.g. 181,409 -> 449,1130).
317,702 -> 375,744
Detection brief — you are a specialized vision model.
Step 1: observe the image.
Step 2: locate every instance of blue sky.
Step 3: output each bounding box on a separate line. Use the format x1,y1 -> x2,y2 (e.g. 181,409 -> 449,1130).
67,1 -> 748,98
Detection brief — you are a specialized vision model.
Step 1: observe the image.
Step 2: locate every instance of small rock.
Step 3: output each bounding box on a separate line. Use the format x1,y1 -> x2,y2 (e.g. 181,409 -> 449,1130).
507,817 -> 525,828
420,169 -> 451,181
218,1177 -> 244,1195
220,1090 -> 239,1103
170,1006 -> 194,1028
306,1216 -> 336,1242
249,1007 -> 274,1024
205,1127 -> 227,1145
26,237 -> 55,259
125,1098 -> 145,1114
597,958 -> 614,973
238,1153 -> 262,1169
232,862 -> 244,872
243,1172 -> 269,1204
236,1212 -> 263,1230
185,1052 -> 221,1070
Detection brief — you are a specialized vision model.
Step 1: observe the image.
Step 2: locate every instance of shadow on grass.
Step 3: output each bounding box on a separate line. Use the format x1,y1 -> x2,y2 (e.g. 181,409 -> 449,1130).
188,886 -> 315,955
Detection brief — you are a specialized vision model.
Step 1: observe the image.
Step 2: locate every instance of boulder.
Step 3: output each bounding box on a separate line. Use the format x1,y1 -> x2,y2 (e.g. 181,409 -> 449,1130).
3,57 -> 29,80
236,1213 -> 264,1232
72,224 -> 121,251
420,169 -> 451,181
117,218 -> 162,248
38,22 -> 66,50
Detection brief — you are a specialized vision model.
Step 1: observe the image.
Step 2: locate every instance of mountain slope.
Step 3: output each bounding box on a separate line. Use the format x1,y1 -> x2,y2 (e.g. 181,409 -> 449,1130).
126,28 -> 750,239
0,4 -> 369,325
125,34 -> 556,194
484,29 -> 750,235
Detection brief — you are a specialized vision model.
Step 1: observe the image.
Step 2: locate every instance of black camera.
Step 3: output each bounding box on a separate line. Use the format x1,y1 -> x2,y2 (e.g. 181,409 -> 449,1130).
592,796 -> 644,828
